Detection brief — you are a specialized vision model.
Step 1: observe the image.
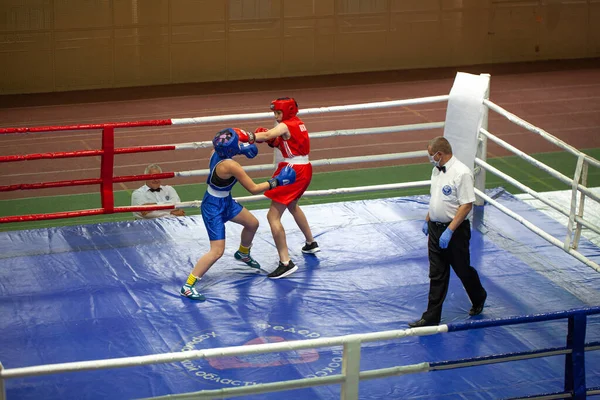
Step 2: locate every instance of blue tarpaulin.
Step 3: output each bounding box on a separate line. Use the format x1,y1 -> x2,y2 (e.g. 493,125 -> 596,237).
1,189 -> 599,399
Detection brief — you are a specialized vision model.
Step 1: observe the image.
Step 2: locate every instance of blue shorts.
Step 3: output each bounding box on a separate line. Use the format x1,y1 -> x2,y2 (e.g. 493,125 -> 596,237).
200,191 -> 243,241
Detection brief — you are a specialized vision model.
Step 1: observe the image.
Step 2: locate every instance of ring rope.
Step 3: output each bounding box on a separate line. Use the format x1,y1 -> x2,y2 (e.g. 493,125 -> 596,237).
0,96 -> 449,135
475,158 -> 600,236
1,93 -> 599,275
1,306 -> 598,398
480,128 -> 600,203
483,99 -> 600,168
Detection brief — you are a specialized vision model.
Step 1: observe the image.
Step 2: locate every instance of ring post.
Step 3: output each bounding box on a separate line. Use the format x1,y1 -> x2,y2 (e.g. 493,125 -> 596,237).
572,157 -> 588,250
0,362 -> 5,400
101,127 -> 115,213
565,154 -> 585,251
564,312 -> 587,398
341,341 -> 361,400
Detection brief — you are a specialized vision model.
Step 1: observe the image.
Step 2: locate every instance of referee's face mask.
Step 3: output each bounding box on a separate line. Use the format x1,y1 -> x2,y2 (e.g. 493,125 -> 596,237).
428,150 -> 441,168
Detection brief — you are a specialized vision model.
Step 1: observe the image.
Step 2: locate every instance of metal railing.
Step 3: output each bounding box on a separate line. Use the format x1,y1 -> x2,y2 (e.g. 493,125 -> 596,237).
1,307 -> 598,400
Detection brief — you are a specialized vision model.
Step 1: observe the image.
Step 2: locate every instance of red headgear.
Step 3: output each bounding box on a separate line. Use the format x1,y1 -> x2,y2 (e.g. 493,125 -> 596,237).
270,97 -> 298,121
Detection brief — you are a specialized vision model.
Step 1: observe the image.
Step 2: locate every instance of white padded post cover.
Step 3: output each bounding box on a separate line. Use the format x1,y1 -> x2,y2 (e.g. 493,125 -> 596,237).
443,72 -> 490,170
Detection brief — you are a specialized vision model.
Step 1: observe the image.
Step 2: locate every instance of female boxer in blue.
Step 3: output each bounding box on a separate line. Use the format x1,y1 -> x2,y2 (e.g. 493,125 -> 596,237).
181,128 -> 296,301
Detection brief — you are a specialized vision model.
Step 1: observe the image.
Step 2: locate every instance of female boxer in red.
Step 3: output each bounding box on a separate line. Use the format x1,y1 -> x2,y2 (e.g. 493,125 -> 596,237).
252,97 -> 320,279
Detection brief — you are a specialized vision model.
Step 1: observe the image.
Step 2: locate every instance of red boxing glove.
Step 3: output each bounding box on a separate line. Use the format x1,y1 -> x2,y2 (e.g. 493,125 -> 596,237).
254,127 -> 270,143
266,137 -> 281,148
237,129 -> 255,144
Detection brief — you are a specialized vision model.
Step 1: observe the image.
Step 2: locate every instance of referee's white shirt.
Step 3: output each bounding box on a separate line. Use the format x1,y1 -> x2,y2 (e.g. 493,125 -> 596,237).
131,184 -> 181,219
428,156 -> 476,223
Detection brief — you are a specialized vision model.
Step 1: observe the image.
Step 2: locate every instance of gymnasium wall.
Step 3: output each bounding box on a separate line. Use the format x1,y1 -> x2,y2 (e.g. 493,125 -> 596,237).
1,0 -> 598,94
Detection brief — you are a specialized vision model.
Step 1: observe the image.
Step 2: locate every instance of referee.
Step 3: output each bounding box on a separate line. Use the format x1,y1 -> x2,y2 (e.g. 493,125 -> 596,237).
409,136 -> 487,328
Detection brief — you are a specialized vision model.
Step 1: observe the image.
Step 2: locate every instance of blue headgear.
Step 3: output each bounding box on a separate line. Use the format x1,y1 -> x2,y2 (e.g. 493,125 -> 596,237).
213,128 -> 240,159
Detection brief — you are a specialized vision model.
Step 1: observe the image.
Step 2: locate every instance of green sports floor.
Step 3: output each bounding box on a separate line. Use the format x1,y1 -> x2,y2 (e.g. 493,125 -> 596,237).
1,148 -> 599,233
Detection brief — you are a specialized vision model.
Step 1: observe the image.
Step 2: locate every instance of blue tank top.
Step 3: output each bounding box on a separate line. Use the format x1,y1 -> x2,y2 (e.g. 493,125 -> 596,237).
207,152 -> 237,192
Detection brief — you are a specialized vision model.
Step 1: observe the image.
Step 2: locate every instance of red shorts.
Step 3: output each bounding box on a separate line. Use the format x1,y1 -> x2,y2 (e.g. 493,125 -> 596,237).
265,162 -> 312,205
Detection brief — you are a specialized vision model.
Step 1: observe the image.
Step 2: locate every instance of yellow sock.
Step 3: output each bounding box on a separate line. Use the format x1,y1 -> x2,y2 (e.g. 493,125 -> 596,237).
186,274 -> 198,286
238,244 -> 251,254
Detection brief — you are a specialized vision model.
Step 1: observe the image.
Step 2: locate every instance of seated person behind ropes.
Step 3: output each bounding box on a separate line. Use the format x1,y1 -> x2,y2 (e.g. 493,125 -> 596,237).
250,97 -> 319,280
131,164 -> 185,219
180,128 -> 296,301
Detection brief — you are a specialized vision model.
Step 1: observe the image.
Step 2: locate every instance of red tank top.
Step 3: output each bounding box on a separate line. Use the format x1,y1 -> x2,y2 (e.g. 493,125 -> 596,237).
277,117 -> 310,158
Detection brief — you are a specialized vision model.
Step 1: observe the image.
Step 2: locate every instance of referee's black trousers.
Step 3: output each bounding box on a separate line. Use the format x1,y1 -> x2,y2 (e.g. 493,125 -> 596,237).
422,219 -> 486,323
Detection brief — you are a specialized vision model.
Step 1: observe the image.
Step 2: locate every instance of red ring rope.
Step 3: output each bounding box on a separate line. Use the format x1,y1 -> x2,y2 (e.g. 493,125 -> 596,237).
1,120 -> 180,223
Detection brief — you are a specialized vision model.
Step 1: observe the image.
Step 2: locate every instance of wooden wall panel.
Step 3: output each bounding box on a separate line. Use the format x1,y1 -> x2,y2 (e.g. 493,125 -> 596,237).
53,29 -> 113,91
282,19 -> 316,76
488,2 -> 540,62
171,0 -> 225,24
391,0 -> 440,13
229,0 -> 280,20
284,0 -> 334,17
335,14 -> 389,72
228,20 -> 281,79
441,4 -> 490,66
539,1 -> 589,59
337,0 -> 387,15
388,11 -> 444,69
0,32 -> 53,93
0,0 -> 598,94
114,27 -> 170,86
53,0 -> 112,30
113,0 -> 169,26
591,0 -> 600,56
0,0 -> 53,32
171,24 -> 227,83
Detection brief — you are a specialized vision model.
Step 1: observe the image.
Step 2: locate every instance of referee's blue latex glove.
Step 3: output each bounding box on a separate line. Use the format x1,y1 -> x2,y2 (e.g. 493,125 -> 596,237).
439,227 -> 454,249
422,221 -> 429,236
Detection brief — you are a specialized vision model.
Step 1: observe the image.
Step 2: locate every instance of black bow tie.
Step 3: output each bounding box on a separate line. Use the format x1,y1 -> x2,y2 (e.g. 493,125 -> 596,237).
149,187 -> 162,192
437,166 -> 446,173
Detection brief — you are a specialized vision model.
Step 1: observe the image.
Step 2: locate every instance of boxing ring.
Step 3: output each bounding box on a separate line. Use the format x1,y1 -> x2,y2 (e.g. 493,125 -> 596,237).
1,73 -> 600,400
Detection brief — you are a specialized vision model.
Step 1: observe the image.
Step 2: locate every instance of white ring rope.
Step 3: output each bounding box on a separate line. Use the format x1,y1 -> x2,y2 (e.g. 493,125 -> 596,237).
308,122 -> 444,139
479,128 -> 600,203
475,157 -> 600,236
175,181 -> 432,209
475,188 -> 600,273
0,325 -> 446,380
170,96 -> 450,126
171,122 -> 443,151
483,99 -> 600,169
176,151 -> 428,178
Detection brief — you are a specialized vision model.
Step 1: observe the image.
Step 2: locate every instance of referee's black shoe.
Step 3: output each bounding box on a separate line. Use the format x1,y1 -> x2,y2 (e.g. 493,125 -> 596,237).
408,318 -> 439,328
469,291 -> 488,316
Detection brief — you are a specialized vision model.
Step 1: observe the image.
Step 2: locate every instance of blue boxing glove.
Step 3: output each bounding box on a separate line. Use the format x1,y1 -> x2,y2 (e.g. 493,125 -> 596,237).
268,165 -> 296,189
240,143 -> 258,159
439,227 -> 454,249
422,221 -> 429,236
